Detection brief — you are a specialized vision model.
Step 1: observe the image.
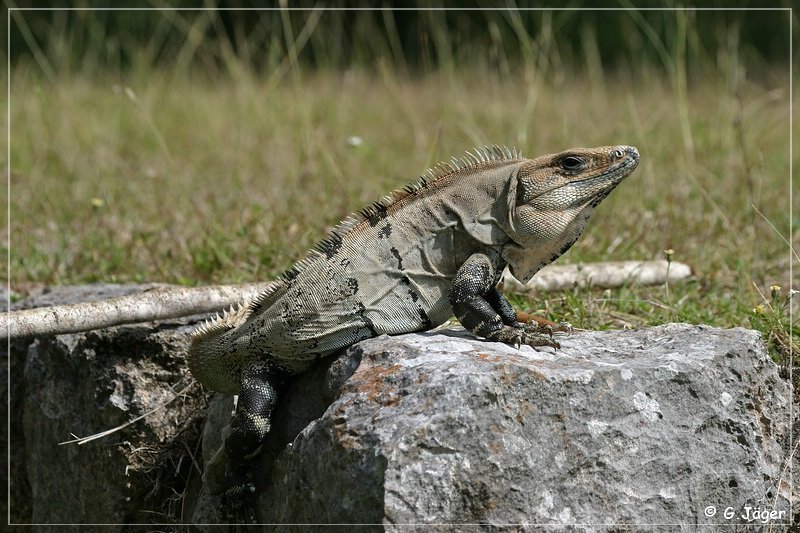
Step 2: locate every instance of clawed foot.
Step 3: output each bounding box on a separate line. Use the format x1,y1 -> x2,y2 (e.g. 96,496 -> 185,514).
220,483 -> 257,523
221,464 -> 258,522
487,325 -> 561,350
487,319 -> 573,350
524,320 -> 573,338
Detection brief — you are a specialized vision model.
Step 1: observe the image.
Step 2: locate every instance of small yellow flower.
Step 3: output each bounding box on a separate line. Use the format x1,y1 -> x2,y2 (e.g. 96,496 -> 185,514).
770,285 -> 781,298
664,249 -> 674,261
90,198 -> 105,208
752,304 -> 766,315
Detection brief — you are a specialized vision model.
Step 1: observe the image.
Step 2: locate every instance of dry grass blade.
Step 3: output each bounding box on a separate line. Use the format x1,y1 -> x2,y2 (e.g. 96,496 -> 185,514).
59,381 -> 197,446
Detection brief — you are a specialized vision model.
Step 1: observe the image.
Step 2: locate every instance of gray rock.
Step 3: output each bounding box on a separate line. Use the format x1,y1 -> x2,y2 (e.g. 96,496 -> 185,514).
9,285 -> 797,531
7,285 -> 207,526
255,325 -> 795,531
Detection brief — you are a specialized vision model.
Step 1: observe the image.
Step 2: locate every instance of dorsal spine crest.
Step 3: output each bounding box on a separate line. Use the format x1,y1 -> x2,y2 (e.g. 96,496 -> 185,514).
221,145 -> 523,327
191,302 -> 250,343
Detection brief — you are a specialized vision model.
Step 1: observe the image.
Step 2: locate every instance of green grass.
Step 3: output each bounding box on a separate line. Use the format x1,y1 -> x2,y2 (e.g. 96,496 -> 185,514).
7,11 -> 797,363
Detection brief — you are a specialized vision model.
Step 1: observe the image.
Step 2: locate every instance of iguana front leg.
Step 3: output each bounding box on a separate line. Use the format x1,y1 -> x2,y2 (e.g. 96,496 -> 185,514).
223,362 -> 285,511
449,252 -> 561,349
516,311 -> 574,338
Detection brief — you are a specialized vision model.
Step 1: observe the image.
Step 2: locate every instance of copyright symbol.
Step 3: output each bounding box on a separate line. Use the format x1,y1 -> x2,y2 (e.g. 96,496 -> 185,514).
704,506 -> 717,517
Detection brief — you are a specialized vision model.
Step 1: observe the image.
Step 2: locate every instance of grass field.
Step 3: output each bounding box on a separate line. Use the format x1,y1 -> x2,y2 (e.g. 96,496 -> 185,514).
6,10 -> 797,361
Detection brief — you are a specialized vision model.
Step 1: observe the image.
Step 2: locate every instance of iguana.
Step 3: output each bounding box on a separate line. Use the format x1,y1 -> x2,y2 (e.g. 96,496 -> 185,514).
188,144 -> 639,507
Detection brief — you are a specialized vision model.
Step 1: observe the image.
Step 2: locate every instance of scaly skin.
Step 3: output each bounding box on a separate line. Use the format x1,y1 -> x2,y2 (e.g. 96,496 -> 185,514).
188,144 -> 639,513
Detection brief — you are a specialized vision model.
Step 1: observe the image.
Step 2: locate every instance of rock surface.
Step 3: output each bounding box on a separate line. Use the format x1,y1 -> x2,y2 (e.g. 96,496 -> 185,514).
7,285 -> 797,530
8,285 -> 208,526
245,325 -> 795,531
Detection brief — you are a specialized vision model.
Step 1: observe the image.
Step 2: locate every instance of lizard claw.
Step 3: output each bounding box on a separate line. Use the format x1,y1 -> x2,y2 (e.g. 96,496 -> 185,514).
558,321 -> 574,336
221,482 -> 258,523
524,320 -> 572,338
221,460 -> 258,520
487,325 -> 560,350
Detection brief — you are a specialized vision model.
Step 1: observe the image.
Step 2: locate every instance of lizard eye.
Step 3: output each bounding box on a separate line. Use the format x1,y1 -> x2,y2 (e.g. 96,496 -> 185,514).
612,149 -> 625,159
560,155 -> 585,172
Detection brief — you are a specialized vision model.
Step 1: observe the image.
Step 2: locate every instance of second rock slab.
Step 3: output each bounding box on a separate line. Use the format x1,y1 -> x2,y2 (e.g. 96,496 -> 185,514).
261,324 -> 792,529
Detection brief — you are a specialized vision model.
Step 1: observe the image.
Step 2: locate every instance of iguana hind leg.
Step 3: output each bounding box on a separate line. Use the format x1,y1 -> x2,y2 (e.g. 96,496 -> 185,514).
449,252 -> 560,349
223,361 -> 285,508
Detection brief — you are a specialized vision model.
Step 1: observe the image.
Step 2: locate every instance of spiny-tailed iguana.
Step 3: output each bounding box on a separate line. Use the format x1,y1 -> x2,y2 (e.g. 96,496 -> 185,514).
189,144 -> 639,506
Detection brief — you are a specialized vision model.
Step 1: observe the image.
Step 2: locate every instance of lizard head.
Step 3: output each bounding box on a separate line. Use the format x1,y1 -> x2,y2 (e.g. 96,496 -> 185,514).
501,145 -> 639,283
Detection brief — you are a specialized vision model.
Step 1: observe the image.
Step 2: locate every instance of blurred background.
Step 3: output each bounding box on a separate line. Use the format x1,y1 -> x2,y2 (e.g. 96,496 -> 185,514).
5,3 -> 797,345
7,3 -> 793,75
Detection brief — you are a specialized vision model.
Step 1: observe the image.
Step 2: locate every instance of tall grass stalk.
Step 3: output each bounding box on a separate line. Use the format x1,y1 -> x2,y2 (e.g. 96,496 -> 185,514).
7,9 -> 794,342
